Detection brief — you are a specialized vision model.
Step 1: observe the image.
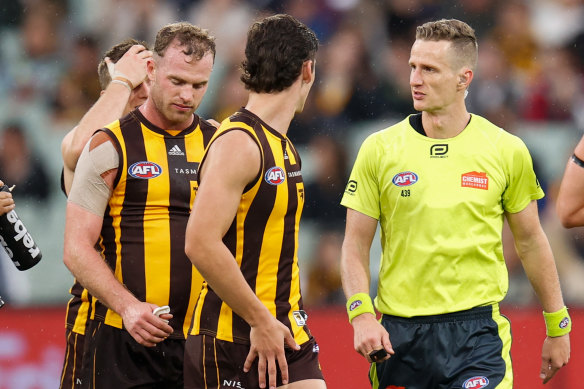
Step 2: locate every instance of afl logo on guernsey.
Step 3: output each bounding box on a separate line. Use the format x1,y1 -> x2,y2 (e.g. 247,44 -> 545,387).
462,376 -> 489,388
392,171 -> 418,187
265,166 -> 286,185
128,161 -> 163,179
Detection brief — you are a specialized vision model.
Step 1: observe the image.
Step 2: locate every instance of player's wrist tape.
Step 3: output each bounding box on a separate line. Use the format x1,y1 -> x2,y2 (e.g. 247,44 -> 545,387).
543,306 -> 571,337
346,293 -> 375,323
571,154 -> 584,168
112,76 -> 134,92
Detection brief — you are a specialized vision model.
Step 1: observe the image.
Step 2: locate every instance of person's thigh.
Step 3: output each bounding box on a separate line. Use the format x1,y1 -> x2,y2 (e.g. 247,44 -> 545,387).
442,310 -> 512,389
371,318 -> 434,389
280,379 -> 327,388
83,321 -> 184,389
373,306 -> 512,389
184,334 -> 324,388
60,329 -> 85,389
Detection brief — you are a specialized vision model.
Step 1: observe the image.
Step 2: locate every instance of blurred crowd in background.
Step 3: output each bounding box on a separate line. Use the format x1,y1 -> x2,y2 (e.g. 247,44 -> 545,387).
1,0 -> 584,309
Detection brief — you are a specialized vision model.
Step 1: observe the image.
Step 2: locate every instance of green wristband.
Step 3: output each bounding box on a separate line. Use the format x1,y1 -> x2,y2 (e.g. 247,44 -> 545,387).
543,306 -> 572,337
346,293 -> 375,323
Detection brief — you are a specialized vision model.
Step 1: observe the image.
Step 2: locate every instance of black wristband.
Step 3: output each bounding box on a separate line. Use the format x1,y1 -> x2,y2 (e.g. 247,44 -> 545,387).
571,154 -> 584,168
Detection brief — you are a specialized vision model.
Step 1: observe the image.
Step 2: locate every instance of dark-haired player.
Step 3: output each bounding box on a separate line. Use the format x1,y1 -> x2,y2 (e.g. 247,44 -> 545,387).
185,14 -> 326,389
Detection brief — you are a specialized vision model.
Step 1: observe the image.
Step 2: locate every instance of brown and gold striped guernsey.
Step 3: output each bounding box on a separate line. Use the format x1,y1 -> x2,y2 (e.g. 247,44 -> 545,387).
60,170 -> 94,336
190,108 -> 310,346
64,283 -> 92,335
91,108 -> 215,339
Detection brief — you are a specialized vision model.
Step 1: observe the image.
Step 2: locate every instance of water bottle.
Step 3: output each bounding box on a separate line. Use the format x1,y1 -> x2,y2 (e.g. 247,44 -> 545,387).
0,185 -> 42,270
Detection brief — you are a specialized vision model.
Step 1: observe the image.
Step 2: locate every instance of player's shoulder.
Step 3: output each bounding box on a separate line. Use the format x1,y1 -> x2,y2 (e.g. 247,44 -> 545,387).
199,116 -> 217,129
360,116 -> 410,148
89,130 -> 115,150
469,114 -> 526,149
198,116 -> 219,135
101,110 -> 137,138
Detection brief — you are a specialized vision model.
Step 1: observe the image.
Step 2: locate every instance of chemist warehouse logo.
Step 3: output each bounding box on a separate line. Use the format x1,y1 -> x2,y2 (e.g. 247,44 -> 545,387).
128,161 -> 163,179
461,171 -> 488,190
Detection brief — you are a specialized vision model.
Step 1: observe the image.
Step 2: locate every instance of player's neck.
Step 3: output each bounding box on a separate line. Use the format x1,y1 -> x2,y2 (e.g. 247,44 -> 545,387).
421,106 -> 471,139
139,100 -> 194,132
245,90 -> 298,136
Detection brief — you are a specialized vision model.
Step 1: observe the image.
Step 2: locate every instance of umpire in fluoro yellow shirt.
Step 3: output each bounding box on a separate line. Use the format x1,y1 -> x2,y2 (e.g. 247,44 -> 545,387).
340,18 -> 570,389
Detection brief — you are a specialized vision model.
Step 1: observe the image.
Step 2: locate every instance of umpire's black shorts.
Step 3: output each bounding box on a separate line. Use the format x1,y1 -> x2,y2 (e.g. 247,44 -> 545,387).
370,304 -> 512,389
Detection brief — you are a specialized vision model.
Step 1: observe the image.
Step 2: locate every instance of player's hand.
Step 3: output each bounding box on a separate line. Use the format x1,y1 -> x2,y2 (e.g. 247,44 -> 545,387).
540,334 -> 570,384
243,315 -> 300,389
121,301 -> 173,347
106,44 -> 152,89
351,313 -> 394,363
0,180 -> 15,215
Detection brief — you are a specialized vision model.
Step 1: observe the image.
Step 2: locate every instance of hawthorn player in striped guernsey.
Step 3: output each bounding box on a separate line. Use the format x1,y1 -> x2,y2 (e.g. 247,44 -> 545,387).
185,14 -> 326,389
340,19 -> 570,389
63,22 -> 216,388
58,38 -> 151,389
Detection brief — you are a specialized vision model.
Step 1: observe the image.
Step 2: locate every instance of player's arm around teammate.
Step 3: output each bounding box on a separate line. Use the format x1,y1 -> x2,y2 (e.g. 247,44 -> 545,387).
340,208 -> 394,363
63,131 -> 173,347
557,134 -> 584,227
61,44 -> 151,194
505,201 -> 570,383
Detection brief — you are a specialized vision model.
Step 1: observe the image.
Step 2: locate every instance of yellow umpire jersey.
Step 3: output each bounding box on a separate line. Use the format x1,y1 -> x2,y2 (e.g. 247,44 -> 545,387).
93,108 -> 215,338
191,108 -> 311,346
341,114 -> 544,318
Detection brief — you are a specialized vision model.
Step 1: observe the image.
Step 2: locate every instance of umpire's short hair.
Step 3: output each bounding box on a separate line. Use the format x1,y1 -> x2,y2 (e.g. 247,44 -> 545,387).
416,19 -> 478,71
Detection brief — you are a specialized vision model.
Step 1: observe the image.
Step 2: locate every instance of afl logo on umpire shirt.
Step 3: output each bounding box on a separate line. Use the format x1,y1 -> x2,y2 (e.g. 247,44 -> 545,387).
265,166 -> 286,185
128,161 -> 163,179
392,171 -> 418,187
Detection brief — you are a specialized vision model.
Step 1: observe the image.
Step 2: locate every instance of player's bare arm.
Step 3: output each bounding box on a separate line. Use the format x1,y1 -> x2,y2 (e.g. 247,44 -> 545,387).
341,208 -> 394,363
506,201 -> 570,384
557,135 -> 584,227
64,131 -> 172,347
61,45 -> 152,193
186,130 -> 299,389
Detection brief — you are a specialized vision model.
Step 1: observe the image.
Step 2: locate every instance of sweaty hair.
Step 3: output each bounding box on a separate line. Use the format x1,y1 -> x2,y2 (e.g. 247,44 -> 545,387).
153,22 -> 216,62
415,19 -> 478,70
97,38 -> 148,89
241,14 -> 319,93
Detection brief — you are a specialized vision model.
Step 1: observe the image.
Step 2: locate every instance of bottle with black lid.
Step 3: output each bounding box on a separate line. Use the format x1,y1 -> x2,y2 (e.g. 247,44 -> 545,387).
0,185 -> 42,270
